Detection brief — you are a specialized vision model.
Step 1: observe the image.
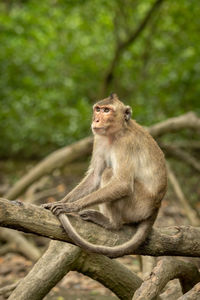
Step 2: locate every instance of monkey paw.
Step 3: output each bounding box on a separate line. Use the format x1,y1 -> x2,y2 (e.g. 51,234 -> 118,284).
79,209 -> 101,222
41,203 -> 55,209
51,203 -> 78,216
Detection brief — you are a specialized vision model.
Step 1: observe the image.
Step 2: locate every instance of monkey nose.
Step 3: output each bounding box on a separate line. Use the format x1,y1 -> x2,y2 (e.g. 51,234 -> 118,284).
95,119 -> 100,123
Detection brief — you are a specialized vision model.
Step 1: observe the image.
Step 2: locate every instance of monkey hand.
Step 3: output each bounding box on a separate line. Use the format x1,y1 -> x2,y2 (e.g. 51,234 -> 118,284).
46,202 -> 79,216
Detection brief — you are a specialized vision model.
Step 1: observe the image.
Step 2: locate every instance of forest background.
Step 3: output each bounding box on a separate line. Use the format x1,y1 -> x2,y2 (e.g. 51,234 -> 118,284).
0,0 -> 199,159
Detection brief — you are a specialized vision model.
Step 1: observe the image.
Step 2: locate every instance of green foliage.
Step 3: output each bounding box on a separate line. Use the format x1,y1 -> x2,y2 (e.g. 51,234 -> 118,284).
0,0 -> 200,158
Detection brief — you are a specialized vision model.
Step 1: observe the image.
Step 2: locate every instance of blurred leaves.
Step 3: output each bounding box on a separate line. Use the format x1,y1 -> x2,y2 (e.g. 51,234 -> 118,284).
0,0 -> 200,158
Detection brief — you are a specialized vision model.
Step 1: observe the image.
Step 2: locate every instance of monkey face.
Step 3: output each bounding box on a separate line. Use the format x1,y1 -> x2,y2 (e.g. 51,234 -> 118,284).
92,105 -> 115,135
91,95 -> 132,136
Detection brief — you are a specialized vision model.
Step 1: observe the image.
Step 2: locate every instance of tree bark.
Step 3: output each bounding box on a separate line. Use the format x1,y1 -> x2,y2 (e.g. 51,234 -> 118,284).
132,257 -> 200,300
8,241 -> 81,300
177,282 -> 200,300
1,198 -> 200,258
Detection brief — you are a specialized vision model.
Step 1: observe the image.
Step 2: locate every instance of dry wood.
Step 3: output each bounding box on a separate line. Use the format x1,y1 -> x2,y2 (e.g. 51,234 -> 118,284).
133,257 -> 200,300
1,198 -> 200,258
149,111 -> 200,137
8,241 -> 81,300
8,240 -> 142,300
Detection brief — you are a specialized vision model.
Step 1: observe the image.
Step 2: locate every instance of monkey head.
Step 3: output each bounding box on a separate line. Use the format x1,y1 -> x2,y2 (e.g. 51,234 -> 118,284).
92,94 -> 132,136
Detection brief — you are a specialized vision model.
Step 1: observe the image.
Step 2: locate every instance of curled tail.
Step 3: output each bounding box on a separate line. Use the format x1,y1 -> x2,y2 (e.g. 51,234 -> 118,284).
59,214 -> 156,258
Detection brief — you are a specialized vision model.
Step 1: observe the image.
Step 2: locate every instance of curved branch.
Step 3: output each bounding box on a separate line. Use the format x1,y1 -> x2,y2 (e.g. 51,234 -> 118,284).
73,252 -> 142,300
1,198 -> 200,258
148,112 -> 200,137
133,257 -> 200,300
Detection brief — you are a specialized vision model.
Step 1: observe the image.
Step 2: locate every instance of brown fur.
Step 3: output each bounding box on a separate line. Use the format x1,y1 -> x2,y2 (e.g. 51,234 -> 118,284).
43,94 -> 167,258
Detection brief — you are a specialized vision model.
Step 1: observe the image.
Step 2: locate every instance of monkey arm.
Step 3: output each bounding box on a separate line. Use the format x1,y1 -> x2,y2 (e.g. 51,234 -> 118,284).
50,175 -> 133,216
61,170 -> 101,203
42,171 -> 101,210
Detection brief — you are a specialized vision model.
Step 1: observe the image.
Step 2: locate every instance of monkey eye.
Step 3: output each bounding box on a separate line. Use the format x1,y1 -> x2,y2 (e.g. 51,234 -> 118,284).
104,107 -> 110,113
95,106 -> 100,112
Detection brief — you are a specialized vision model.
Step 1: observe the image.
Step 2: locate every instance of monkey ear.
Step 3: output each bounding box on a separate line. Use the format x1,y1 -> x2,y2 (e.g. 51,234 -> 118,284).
124,106 -> 132,121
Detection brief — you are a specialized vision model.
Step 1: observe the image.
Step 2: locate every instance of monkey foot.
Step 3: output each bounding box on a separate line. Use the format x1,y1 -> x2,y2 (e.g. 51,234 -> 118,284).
79,209 -> 114,229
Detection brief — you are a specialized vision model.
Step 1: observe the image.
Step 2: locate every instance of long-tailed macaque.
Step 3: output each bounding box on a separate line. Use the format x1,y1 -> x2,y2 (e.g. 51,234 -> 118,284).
43,94 -> 167,258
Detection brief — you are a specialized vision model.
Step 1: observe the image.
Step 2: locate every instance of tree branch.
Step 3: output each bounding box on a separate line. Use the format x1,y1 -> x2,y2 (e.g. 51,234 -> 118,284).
1,198 -> 200,258
148,111 -> 200,137
133,257 -> 200,300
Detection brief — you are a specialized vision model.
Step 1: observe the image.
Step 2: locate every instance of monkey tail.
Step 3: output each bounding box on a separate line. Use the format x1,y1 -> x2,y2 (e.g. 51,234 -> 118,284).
59,214 -> 156,258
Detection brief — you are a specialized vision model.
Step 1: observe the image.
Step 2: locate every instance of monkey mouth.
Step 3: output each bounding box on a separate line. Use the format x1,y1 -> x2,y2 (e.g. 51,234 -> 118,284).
93,127 -> 104,130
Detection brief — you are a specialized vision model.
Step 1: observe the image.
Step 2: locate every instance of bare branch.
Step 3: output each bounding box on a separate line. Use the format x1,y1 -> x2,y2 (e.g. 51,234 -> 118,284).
1,198 -> 200,258
8,242 -> 81,300
148,112 -> 200,137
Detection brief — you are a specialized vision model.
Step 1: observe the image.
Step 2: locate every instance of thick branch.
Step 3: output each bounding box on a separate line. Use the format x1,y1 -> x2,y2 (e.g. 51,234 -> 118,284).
8,240 -> 142,300
8,242 -> 81,300
133,257 -> 200,300
1,198 -> 200,257
73,252 -> 142,300
149,111 -> 200,137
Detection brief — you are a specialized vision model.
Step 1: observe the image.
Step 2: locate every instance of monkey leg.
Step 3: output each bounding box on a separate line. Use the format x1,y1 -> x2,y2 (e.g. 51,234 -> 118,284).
79,209 -> 117,230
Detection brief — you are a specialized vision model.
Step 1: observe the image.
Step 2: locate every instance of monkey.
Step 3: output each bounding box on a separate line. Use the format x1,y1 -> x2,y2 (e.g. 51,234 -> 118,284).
42,93 -> 167,258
